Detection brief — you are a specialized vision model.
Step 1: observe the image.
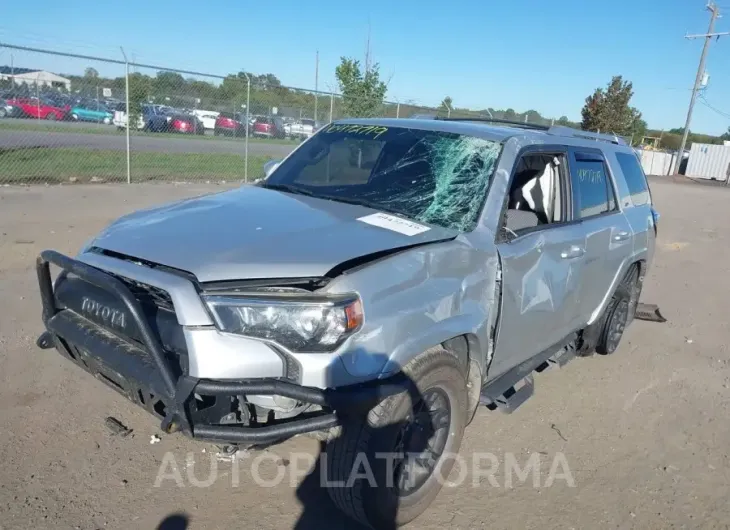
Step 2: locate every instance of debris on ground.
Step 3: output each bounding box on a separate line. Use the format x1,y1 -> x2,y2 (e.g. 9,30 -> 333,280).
104,416 -> 132,437
635,303 -> 667,323
215,444 -> 251,463
149,435 -> 161,445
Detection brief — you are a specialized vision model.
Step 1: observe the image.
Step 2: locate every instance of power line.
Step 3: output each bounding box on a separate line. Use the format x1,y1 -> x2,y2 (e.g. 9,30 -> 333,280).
698,93 -> 730,120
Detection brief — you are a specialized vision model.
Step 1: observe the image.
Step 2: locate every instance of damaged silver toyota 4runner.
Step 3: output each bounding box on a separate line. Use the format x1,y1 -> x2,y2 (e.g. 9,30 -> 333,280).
36,117 -> 658,528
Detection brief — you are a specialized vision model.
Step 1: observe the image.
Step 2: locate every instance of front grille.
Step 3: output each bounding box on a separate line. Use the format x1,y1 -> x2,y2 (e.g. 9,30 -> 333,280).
111,274 -> 175,312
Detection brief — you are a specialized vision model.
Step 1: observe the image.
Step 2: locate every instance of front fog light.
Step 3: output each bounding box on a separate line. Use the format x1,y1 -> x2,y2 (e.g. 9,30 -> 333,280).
203,293 -> 363,353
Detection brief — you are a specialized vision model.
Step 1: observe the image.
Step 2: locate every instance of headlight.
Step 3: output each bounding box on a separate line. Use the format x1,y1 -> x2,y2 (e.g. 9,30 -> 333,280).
203,292 -> 363,353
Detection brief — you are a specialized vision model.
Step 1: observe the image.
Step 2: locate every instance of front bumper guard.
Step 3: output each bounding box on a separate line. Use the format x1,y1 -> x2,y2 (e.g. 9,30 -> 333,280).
36,250 -> 409,445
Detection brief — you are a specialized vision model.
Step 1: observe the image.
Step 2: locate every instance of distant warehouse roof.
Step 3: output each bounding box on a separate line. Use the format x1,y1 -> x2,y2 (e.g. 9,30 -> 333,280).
0,66 -> 70,89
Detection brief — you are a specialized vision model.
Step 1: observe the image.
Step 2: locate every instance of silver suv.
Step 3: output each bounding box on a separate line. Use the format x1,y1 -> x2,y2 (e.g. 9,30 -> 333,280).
35,117 -> 658,528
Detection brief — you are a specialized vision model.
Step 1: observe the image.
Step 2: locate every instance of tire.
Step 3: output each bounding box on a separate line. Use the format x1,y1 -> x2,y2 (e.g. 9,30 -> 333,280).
103,117 -> 111,125
46,113 -> 57,121
596,266 -> 639,355
325,347 -> 468,529
71,113 -> 79,121
0,108 -> 6,119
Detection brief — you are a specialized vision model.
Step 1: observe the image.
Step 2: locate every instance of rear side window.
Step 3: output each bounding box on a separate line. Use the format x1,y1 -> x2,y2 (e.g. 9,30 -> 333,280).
570,151 -> 617,218
615,152 -> 651,205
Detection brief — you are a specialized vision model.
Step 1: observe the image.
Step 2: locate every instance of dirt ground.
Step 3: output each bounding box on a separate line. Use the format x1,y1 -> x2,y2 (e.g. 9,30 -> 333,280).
0,178 -> 729,530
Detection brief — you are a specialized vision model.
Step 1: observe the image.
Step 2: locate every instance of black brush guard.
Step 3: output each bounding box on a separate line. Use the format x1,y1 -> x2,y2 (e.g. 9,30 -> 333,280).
36,250 -> 409,445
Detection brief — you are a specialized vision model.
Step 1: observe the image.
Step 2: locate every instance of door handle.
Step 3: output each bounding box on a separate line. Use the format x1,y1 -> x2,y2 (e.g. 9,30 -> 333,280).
560,245 -> 585,259
613,231 -> 630,242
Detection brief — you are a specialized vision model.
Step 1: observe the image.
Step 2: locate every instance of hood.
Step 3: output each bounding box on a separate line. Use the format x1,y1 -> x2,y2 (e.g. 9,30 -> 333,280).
89,185 -> 456,282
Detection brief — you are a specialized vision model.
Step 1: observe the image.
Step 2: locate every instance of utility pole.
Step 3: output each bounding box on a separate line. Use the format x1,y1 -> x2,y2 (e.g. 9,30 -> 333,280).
673,2 -> 728,174
365,20 -> 371,73
314,50 -> 319,122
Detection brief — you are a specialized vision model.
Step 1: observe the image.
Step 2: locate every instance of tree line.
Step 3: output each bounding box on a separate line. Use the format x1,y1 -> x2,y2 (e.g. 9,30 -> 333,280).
12,60 -> 724,148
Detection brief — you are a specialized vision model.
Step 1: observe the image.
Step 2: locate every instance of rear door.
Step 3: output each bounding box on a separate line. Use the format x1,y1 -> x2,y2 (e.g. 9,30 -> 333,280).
610,150 -> 656,266
567,148 -> 633,324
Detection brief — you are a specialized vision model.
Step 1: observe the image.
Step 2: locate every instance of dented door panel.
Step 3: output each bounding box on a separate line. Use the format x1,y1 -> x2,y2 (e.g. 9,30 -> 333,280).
492,225 -> 585,377
577,212 -> 634,324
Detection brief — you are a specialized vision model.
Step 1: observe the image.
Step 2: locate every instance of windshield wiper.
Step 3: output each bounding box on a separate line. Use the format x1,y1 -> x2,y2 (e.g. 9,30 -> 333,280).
261,183 -> 317,197
313,194 -> 410,218
263,183 -> 411,220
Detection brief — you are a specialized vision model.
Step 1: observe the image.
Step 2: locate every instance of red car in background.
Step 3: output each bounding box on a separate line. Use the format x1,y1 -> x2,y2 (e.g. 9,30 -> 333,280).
8,97 -> 69,120
214,112 -> 247,137
252,116 -> 285,139
165,111 -> 205,135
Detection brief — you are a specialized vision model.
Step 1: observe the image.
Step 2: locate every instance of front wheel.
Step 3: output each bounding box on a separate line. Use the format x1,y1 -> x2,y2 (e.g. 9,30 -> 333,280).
46,113 -> 57,121
325,347 -> 468,528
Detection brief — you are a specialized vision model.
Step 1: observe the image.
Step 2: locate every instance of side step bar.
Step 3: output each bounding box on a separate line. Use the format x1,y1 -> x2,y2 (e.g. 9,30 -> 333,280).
480,337 -> 577,414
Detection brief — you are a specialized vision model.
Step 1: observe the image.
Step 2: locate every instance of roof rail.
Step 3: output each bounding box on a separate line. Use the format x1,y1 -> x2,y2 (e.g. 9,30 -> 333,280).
546,125 -> 627,146
434,116 -> 550,130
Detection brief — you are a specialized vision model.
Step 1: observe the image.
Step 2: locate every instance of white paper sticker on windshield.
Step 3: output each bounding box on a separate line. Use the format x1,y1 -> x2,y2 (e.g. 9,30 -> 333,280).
357,213 -> 431,236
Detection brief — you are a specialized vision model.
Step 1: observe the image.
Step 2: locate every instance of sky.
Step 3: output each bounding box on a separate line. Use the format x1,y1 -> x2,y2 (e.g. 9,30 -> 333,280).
3,0 -> 730,135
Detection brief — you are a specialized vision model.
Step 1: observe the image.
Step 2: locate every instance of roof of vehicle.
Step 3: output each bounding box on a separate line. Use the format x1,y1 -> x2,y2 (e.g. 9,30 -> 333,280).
335,117 -> 636,154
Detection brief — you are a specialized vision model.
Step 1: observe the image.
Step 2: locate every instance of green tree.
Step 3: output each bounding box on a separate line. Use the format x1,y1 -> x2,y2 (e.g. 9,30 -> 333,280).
154,71 -> 186,96
127,73 -> 152,124
439,96 -> 453,115
503,108 -> 517,121
335,57 -> 387,118
721,127 -> 730,141
581,75 -> 643,136
557,115 -> 571,126
630,118 -> 648,146
84,67 -> 99,79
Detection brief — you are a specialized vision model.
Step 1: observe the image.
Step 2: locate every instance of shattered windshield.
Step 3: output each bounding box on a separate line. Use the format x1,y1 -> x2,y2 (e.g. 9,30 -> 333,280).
264,124 -> 502,231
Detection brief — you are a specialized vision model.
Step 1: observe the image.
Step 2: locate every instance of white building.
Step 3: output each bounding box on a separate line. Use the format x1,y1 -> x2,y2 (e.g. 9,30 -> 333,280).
0,67 -> 71,90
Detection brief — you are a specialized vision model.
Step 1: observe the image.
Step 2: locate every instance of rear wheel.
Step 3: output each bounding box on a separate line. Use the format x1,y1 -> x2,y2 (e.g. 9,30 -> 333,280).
325,347 -> 468,528
46,113 -> 57,121
596,266 -> 639,355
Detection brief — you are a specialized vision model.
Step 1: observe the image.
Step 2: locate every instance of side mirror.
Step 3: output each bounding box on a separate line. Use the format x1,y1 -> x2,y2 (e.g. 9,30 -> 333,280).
263,159 -> 281,177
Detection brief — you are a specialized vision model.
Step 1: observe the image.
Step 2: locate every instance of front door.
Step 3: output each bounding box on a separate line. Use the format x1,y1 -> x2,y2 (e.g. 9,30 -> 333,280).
490,149 -> 586,378
494,225 -> 586,376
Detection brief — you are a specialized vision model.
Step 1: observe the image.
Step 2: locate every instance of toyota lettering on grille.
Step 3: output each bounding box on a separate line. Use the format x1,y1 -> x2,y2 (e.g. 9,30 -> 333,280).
80,297 -> 127,330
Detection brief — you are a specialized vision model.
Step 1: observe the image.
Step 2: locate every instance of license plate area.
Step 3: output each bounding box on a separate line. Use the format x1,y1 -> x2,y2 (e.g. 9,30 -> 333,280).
56,336 -> 169,419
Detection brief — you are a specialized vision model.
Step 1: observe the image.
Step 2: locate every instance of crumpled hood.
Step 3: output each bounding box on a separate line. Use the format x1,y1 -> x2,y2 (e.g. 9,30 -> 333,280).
89,185 -> 456,282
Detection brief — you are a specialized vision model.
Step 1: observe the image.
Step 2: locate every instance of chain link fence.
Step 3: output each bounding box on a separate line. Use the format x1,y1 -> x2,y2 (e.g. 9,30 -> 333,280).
0,42 -> 569,185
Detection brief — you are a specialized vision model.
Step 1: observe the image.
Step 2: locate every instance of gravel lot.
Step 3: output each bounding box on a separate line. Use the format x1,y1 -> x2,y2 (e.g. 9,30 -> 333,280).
0,178 -> 728,529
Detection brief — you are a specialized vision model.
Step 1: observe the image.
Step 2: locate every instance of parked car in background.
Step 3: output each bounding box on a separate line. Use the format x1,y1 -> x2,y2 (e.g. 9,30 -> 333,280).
70,101 -> 113,124
214,112 -> 248,137
0,98 -> 22,118
284,118 -> 316,140
7,97 -> 69,120
192,110 -> 219,130
112,104 -> 169,131
252,116 -> 285,139
167,112 -> 205,135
